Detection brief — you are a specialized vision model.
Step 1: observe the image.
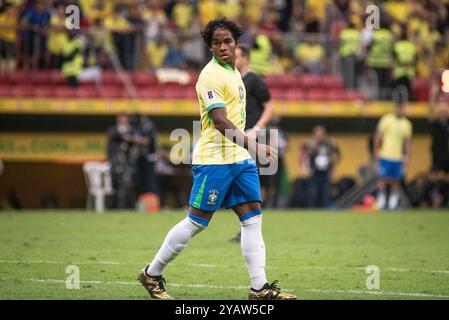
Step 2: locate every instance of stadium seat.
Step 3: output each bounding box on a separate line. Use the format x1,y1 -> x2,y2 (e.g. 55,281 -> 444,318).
99,85 -> 126,99
101,70 -> 122,85
32,85 -> 55,98
345,90 -> 365,101
50,71 -> 66,85
10,84 -> 33,97
307,88 -> 327,100
29,71 -> 53,85
161,85 -> 189,99
285,89 -> 306,101
77,84 -> 98,98
328,89 -> 349,101
270,87 -> 286,100
138,86 -> 161,99
131,71 -> 158,87
8,71 -> 29,85
54,86 -> 77,98
0,84 -> 11,97
321,75 -> 343,90
300,75 -> 322,89
264,75 -> 283,89
279,74 -> 301,89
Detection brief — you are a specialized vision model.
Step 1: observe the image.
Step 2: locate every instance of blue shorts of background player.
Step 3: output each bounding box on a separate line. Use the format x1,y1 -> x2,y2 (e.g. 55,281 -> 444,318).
189,159 -> 262,218
378,158 -> 403,180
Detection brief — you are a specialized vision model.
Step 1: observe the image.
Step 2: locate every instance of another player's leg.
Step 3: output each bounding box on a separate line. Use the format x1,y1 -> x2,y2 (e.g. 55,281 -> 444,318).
138,207 -> 212,300
376,158 -> 389,210
233,202 -> 296,300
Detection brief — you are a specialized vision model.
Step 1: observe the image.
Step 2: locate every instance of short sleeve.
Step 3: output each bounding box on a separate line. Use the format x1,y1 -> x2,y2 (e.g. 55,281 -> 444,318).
377,115 -> 387,133
197,72 -> 226,113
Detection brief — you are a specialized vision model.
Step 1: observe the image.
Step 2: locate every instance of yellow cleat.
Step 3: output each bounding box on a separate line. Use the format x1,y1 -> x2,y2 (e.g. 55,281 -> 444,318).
137,268 -> 173,300
248,280 -> 297,300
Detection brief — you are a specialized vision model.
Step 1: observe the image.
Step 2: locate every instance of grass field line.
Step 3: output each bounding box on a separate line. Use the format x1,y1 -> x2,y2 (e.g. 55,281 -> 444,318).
1,259 -> 449,275
1,277 -> 448,299
304,289 -> 449,299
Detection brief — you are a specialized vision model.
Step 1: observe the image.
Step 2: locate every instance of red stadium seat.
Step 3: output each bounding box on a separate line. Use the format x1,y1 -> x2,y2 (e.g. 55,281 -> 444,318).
300,75 -> 321,89
285,89 -> 306,101
264,75 -> 283,89
138,86 -> 161,99
279,74 -> 301,89
131,71 -> 158,86
10,84 -> 33,97
161,85 -> 188,99
8,71 -> 29,84
54,86 -> 77,98
32,85 -> 55,98
269,87 -> 286,100
0,84 -> 11,96
328,89 -> 348,101
77,84 -> 98,98
49,71 -> 66,85
320,75 -> 343,90
307,88 -> 327,100
29,71 -> 53,85
345,90 -> 365,101
101,70 -> 122,85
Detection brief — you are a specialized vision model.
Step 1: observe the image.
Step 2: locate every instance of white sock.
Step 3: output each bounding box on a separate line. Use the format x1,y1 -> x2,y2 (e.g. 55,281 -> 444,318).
147,216 -> 206,276
241,214 -> 267,290
388,190 -> 400,210
377,190 -> 386,210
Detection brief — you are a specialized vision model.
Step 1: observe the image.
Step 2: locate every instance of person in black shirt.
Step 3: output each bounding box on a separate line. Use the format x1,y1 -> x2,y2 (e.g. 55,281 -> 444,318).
230,45 -> 274,242
301,125 -> 340,208
429,83 -> 449,173
106,113 -> 136,209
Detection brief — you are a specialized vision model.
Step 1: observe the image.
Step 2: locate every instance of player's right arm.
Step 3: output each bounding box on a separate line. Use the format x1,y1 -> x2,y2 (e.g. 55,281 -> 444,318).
209,108 -> 277,163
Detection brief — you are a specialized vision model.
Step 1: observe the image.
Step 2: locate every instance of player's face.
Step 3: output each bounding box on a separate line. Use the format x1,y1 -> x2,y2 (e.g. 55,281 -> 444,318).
211,28 -> 237,66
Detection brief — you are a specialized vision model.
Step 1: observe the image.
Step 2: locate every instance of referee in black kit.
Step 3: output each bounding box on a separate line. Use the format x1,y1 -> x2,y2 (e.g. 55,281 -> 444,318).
230,45 -> 274,242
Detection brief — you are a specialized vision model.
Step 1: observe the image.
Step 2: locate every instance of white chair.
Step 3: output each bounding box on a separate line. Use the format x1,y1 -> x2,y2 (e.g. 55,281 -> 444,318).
82,161 -> 114,213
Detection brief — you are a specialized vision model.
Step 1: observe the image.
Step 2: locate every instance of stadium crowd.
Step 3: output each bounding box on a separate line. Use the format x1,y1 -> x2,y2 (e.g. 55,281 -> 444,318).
0,0 -> 448,79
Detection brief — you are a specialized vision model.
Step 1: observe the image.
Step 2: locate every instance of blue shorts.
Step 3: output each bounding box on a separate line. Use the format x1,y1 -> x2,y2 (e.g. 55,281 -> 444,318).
378,158 -> 403,180
189,160 -> 262,212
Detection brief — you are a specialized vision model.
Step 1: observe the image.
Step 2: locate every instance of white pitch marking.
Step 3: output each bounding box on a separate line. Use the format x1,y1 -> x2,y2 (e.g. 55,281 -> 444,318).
0,277 -> 447,298
1,260 -> 449,274
304,289 -> 449,299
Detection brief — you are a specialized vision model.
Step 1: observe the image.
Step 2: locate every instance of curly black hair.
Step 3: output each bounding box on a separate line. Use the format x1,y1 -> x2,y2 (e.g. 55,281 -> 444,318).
201,18 -> 244,48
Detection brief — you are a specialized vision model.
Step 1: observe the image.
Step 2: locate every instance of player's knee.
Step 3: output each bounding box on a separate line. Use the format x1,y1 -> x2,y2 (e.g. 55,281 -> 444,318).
188,213 -> 210,229
239,208 -> 262,224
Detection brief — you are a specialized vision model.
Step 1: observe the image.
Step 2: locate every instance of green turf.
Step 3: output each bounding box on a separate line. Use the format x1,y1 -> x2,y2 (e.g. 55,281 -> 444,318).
0,210 -> 448,300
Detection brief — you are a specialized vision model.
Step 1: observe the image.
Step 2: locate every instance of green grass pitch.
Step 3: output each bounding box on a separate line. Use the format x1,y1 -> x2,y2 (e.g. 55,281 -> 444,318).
0,210 -> 448,300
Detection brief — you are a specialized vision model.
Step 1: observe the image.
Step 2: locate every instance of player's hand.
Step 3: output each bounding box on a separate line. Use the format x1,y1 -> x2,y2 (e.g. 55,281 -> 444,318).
246,128 -> 258,141
256,143 -> 278,165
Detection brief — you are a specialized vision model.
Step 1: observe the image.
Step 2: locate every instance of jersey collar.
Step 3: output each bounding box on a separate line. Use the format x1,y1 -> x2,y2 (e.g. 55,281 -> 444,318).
212,56 -> 235,72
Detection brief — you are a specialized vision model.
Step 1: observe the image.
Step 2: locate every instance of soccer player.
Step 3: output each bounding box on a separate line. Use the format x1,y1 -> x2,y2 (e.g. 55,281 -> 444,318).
374,102 -> 413,210
138,18 -> 296,300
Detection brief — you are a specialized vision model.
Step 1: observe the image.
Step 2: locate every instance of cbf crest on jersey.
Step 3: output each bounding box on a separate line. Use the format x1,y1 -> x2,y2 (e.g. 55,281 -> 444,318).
239,86 -> 244,101
207,189 -> 219,205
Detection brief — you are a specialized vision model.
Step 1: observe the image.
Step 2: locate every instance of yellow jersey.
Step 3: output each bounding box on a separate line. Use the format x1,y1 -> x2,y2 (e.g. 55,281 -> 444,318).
377,113 -> 412,161
192,57 -> 251,165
